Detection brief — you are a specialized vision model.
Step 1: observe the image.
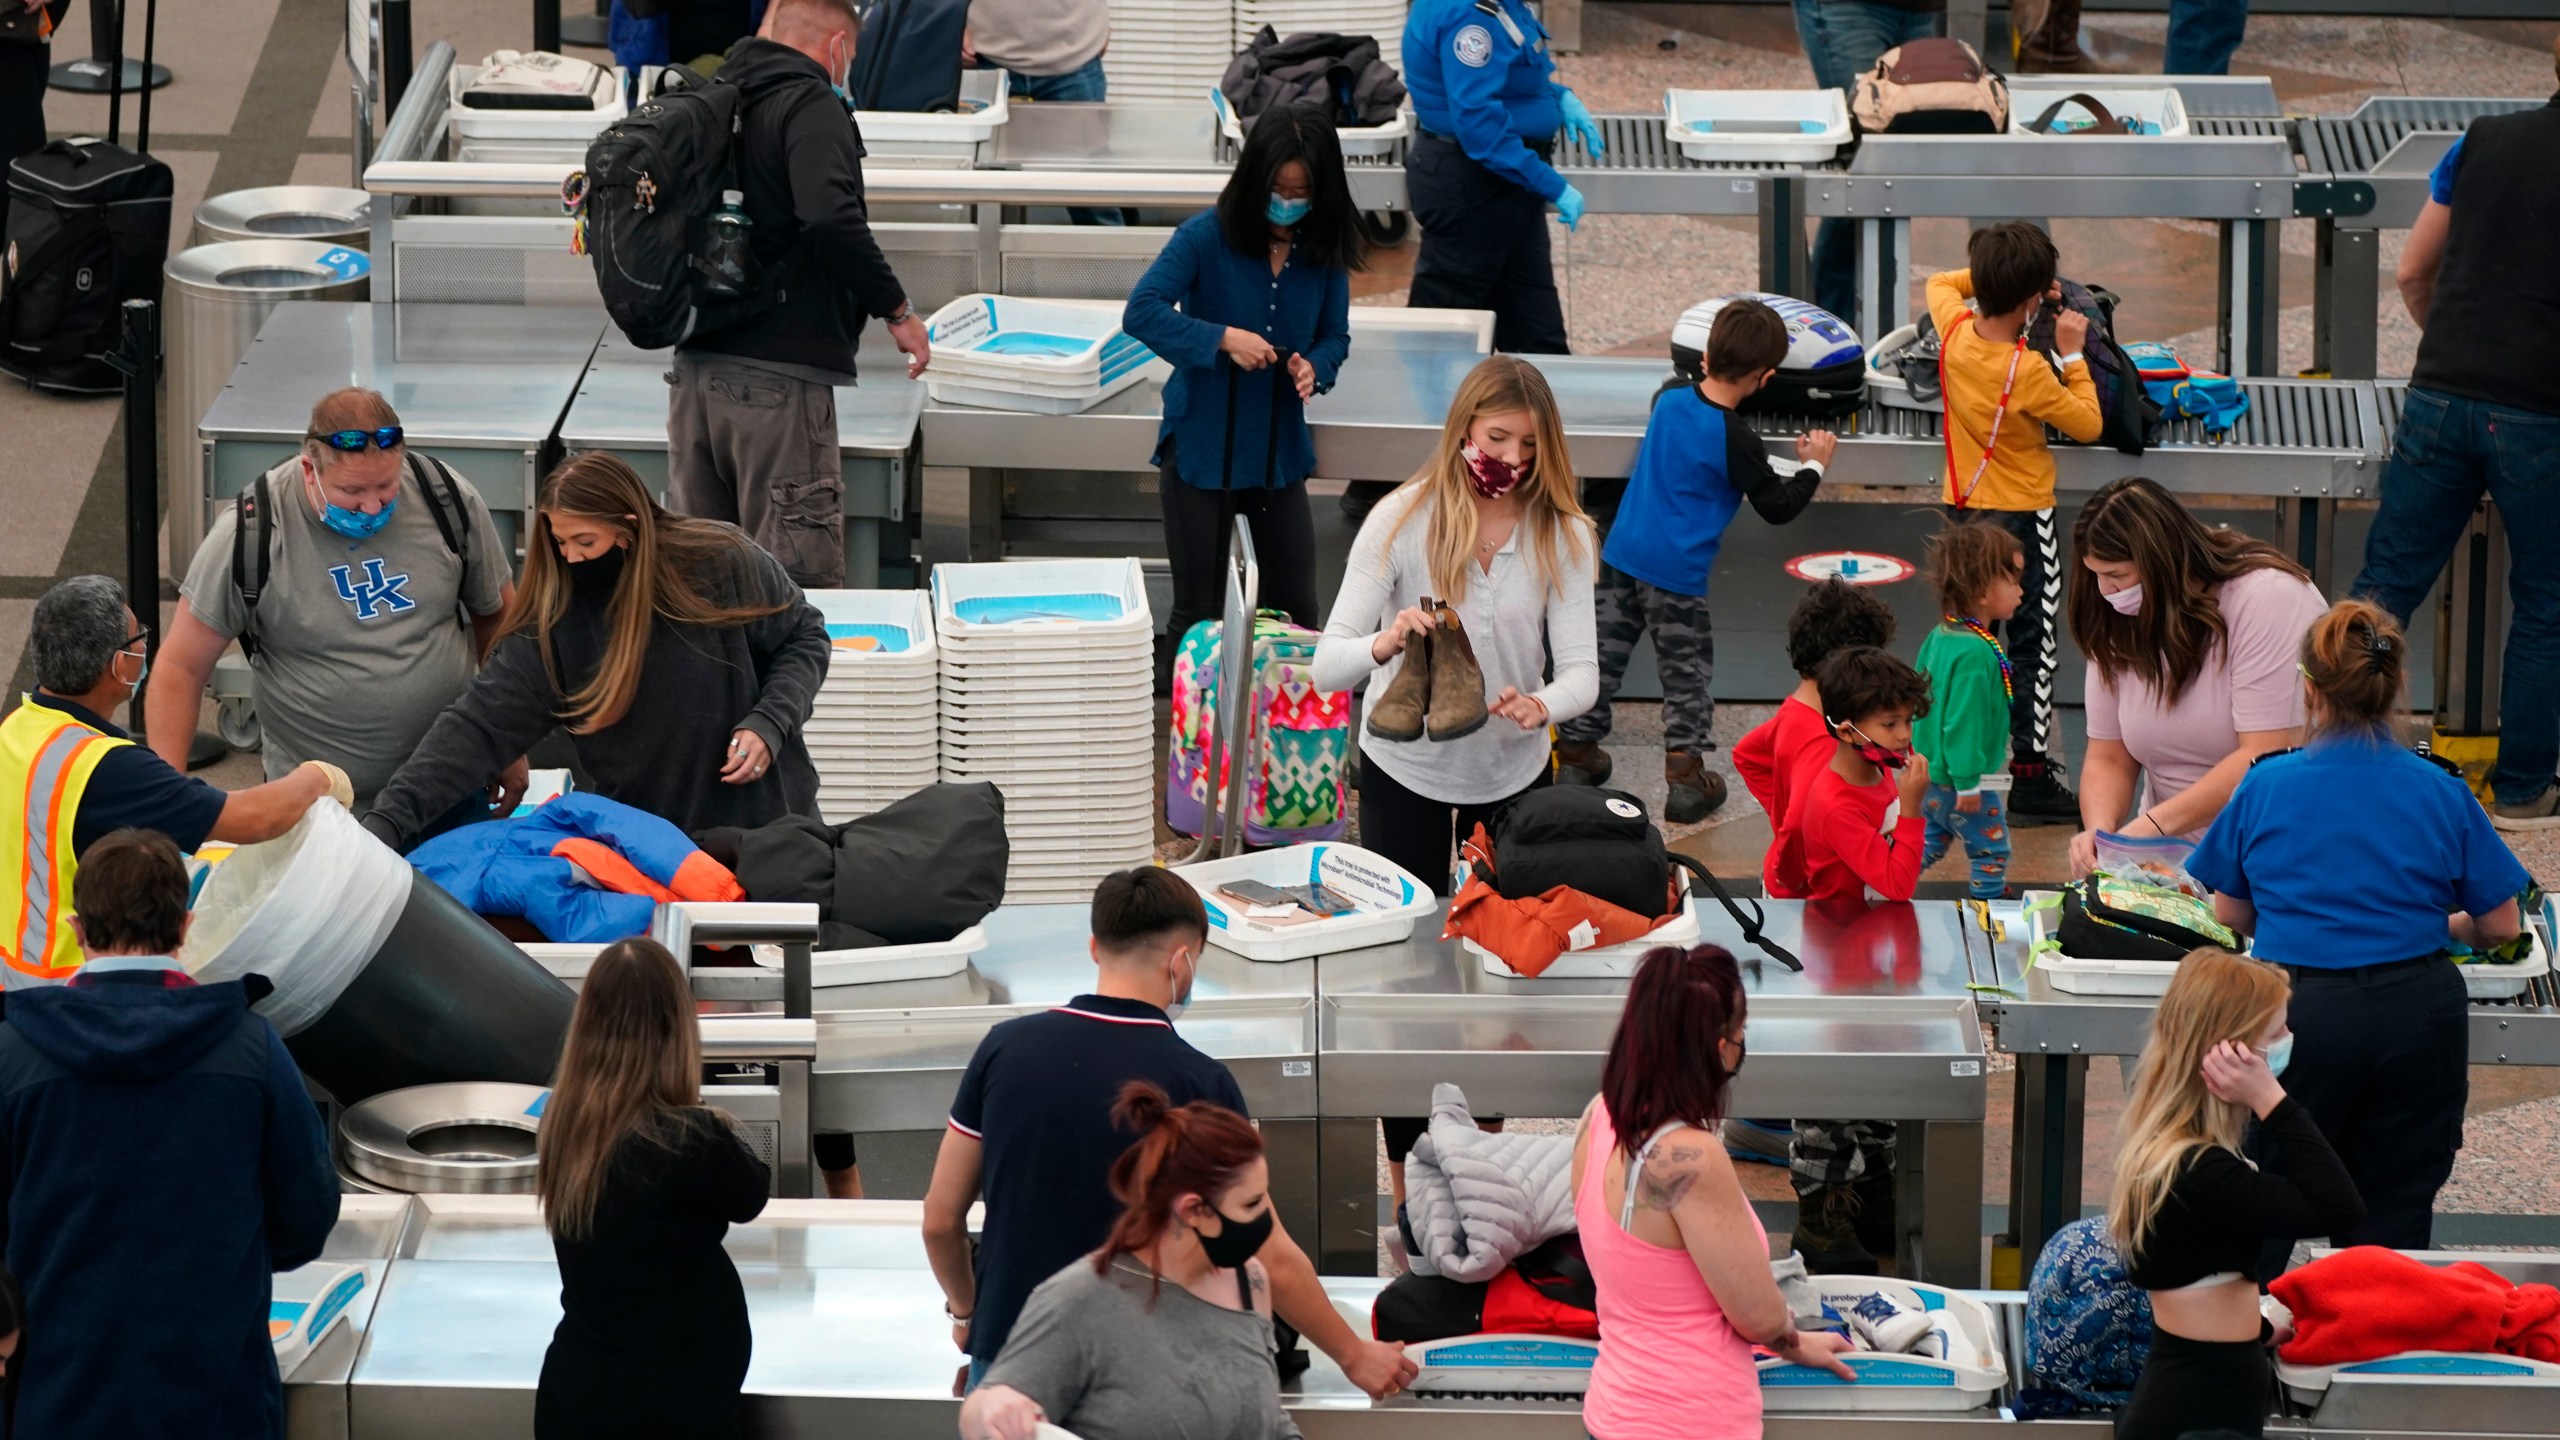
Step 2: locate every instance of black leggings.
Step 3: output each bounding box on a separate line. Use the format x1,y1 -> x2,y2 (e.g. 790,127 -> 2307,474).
2116,1328 -> 2271,1440
1159,436 -> 1321,645
1354,745 -> 1548,899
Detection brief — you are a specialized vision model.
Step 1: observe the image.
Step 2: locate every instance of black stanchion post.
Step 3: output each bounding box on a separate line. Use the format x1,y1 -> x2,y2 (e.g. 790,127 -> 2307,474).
110,299 -> 159,648
47,0 -> 170,95
532,0 -> 561,56
383,0 -> 414,116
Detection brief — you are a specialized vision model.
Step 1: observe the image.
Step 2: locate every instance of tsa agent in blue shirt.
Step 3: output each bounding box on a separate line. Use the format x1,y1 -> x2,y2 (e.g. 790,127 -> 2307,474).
2188,600 -> 2530,1267
1401,0 -> 1603,356
1554,299 -> 1832,822
1122,102 -> 1357,662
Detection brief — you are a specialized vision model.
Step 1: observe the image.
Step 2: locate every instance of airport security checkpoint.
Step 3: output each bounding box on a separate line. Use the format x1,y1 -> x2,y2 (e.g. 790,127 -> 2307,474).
0,0 -> 2555,1434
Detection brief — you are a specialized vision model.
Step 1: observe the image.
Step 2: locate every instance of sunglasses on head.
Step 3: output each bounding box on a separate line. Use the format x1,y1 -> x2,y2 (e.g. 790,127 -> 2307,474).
308,427 -> 404,453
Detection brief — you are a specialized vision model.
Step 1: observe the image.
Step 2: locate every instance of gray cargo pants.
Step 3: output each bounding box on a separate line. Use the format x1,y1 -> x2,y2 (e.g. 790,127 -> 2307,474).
667,352 -> 845,588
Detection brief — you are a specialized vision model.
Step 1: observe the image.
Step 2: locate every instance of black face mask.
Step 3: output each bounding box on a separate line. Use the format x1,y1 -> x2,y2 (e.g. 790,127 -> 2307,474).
1196,1203 -> 1275,1269
566,544 -> 627,594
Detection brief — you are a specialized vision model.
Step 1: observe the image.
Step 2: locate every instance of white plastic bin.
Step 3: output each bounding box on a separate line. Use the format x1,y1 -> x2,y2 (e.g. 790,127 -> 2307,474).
934,558 -> 1152,637
1760,1279 -> 2006,1411
858,68 -> 1011,149
1176,843 -> 1436,962
2009,85 -> 2191,137
448,52 -> 625,144
810,924 -> 987,987
2028,889 -> 2551,999
808,588 -> 938,661
923,295 -> 1168,414
1213,88 -> 1411,156
1664,89 -> 1852,163
1467,892 -> 1702,979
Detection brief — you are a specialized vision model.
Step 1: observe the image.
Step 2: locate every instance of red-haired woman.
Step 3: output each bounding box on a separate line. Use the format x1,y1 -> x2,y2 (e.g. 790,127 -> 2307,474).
1571,945 -> 1857,1440
958,1082 -> 1297,1440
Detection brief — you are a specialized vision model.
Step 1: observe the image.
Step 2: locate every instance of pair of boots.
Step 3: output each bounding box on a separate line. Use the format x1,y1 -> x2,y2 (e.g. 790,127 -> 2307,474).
2011,0 -> 2114,72
1555,742 -> 1728,825
1790,1171 -> 1900,1276
1367,599 -> 1488,743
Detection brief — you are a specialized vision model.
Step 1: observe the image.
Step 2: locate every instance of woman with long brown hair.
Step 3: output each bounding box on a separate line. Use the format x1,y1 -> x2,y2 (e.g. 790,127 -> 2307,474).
2188,600 -> 2527,1267
2109,948 -> 2360,1440
534,937 -> 769,1440
359,453 -> 830,851
958,1081 -> 1295,1440
1311,354 -> 1598,894
2066,476 -> 2328,875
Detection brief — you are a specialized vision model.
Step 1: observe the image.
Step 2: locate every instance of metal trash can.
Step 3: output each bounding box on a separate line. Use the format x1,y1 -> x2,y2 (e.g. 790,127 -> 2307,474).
337,1082 -> 547,1194
191,185 -> 371,248
162,241 -> 371,575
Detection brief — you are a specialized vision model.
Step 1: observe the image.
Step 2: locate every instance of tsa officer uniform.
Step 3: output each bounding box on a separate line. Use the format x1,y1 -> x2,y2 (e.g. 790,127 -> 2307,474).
1402,0 -> 1603,355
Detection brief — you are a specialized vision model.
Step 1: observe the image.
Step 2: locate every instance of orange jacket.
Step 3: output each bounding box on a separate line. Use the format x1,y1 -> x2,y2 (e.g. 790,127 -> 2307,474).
1444,826 -> 1680,977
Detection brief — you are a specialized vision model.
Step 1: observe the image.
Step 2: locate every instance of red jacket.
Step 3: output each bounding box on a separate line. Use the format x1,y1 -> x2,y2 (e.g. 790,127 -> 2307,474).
1740,698 -> 1832,898
1792,764 -> 1925,904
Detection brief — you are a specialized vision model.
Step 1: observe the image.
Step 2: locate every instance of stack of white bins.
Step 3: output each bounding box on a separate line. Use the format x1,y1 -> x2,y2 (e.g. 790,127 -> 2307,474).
1108,0 -> 1239,101
934,559 -> 1157,904
1234,0 -> 1410,75
805,590 -> 940,823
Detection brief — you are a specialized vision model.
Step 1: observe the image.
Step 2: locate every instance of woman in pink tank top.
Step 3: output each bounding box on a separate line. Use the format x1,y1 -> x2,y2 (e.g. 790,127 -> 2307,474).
1572,944 -> 1857,1440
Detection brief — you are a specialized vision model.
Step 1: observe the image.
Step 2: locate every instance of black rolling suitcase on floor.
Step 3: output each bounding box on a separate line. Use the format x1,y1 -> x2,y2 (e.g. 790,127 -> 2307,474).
0,27 -> 172,396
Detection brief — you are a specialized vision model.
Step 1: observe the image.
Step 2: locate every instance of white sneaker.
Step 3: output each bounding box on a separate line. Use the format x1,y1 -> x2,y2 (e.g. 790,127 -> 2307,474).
2493,783 -> 2560,832
1847,1289 -> 1935,1354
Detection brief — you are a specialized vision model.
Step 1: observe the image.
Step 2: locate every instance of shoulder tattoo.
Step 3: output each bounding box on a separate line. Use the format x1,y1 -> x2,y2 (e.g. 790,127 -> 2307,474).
1637,1147 -> 1705,1211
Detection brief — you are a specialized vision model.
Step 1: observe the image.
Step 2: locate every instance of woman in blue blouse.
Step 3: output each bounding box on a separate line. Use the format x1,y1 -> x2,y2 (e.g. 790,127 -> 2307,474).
2188,598 -> 2529,1273
1124,101 -> 1361,664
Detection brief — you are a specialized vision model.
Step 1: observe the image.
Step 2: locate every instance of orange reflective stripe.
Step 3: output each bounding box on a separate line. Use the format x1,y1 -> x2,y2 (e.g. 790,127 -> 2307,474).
7,728 -> 99,977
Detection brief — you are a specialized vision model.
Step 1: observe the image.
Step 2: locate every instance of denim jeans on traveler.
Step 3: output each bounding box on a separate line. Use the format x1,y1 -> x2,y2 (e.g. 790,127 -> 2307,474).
1791,0 -> 1941,325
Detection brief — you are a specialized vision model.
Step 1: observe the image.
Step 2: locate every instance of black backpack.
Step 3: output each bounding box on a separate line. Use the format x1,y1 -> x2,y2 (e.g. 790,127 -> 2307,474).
2029,279 -> 2158,456
2054,875 -> 2235,964
577,69 -> 754,349
1486,786 -> 1802,970
231,453 -> 473,661
0,137 -> 173,394
847,0 -> 967,111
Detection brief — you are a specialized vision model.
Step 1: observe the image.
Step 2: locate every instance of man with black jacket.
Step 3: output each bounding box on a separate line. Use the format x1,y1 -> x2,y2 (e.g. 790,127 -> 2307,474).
670,0 -> 931,590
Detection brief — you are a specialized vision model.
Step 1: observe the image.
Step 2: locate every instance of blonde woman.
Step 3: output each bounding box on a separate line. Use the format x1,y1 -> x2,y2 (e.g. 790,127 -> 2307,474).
2109,948 -> 2362,1440
1313,355 -> 1598,895
536,937 -> 769,1440
361,453 -> 831,852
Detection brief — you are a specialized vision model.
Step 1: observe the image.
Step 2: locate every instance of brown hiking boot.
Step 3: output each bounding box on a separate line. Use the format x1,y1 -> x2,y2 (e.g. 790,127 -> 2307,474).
1555,740 -> 1614,786
1791,1185 -> 1880,1276
1365,616 -> 1432,743
1851,1167 -> 1900,1269
2016,0 -> 2116,74
1425,601 -> 1490,742
1664,749 -> 1727,824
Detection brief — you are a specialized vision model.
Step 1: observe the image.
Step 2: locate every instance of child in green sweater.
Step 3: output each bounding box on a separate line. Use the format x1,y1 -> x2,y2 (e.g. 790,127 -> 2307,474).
1915,522 -> 2026,900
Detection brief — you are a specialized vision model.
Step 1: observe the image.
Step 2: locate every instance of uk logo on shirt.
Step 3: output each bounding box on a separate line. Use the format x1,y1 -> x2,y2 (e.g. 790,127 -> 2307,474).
332,558 -> 417,621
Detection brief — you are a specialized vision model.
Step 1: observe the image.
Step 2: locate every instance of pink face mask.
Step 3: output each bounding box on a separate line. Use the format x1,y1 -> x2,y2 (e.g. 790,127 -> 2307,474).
2103,582 -> 2145,616
1461,443 -> 1524,500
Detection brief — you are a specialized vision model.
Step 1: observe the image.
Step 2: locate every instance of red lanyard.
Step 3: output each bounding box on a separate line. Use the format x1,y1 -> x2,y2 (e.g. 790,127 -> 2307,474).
1944,335 -> 2026,511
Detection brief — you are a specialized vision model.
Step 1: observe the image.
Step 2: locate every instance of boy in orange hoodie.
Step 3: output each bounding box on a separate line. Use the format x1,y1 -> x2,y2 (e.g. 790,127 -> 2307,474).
1927,221 -> 2102,828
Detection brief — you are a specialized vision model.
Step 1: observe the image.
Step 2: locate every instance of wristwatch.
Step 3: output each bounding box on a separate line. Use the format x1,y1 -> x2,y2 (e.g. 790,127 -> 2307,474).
886,300 -> 917,326
945,1301 -> 972,1323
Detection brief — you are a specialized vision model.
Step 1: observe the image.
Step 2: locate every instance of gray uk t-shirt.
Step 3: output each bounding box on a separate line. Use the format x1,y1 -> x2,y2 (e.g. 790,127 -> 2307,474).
984,1259 -> 1301,1440
181,456 -> 509,806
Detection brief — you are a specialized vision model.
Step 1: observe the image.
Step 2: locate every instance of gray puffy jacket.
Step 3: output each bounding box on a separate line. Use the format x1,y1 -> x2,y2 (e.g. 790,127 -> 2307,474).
1401,1083 -> 1576,1282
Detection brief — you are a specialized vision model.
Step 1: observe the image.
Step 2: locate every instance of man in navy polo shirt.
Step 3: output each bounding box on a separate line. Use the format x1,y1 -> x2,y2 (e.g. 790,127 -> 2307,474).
922,868 -> 1416,1399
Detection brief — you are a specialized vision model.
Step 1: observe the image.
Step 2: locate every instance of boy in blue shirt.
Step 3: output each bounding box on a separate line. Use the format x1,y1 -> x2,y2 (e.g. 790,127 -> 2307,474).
1555,298 -> 1835,821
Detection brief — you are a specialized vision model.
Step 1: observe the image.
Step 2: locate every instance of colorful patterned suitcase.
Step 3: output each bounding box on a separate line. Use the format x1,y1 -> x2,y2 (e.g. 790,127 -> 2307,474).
1165,611 -> 1351,846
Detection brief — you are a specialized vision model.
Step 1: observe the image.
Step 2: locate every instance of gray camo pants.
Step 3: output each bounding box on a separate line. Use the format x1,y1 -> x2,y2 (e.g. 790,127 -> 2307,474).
1791,1119 -> 1898,1194
667,352 -> 845,588
1558,563 -> 1716,754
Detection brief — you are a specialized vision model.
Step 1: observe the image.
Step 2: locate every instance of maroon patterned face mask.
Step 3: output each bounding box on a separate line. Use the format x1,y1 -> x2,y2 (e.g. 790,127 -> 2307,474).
1461,443 -> 1525,500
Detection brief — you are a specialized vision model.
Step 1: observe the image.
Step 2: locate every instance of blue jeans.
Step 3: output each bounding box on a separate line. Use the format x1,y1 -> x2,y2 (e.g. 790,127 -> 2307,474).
1921,783 -> 2012,900
2352,386 -> 2560,805
1002,57 -> 1123,226
1792,0 -> 1941,326
2164,0 -> 2248,75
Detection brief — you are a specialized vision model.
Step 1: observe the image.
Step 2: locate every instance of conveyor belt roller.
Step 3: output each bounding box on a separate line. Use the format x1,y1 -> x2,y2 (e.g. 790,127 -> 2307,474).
2297,96 -> 2538,175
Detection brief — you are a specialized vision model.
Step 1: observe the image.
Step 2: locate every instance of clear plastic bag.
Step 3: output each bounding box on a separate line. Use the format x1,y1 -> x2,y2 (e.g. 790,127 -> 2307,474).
2091,829 -> 2205,899
188,801 -> 412,1036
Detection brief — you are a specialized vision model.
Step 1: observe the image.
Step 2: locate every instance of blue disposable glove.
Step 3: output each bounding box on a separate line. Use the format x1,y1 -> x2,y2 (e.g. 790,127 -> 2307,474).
1556,183 -> 1587,230
1558,89 -> 1605,155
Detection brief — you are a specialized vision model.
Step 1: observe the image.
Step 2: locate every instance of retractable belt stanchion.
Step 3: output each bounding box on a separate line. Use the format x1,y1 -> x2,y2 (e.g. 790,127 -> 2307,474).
47,0 -> 168,93
1179,516 -> 1262,863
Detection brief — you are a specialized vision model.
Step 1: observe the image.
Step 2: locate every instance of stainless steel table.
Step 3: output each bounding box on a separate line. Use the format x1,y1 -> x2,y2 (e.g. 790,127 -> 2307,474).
284,1193 -> 412,1440
810,903 -> 1327,1242
1315,900 -> 1990,1287
557,333 -> 927,586
197,301 -> 605,558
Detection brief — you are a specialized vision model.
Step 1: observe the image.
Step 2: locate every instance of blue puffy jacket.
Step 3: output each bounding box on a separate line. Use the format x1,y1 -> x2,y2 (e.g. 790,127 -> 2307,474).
410,792 -> 742,942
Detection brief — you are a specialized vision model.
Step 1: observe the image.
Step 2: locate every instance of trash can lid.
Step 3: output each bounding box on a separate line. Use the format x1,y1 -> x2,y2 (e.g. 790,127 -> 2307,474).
166,240 -> 370,295
337,1081 -> 548,1194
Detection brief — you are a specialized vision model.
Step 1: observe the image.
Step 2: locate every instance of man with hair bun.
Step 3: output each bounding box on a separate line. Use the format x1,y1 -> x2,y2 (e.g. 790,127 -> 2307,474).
0,577 -> 341,990
150,387 -> 520,824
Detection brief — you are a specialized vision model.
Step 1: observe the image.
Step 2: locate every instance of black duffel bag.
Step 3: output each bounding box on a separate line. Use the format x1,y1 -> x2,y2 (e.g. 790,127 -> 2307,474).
1487,786 -> 1802,970
1,137 -> 173,394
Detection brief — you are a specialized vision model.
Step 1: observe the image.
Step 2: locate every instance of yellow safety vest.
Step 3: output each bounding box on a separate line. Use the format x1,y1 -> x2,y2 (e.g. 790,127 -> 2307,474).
0,697 -> 127,988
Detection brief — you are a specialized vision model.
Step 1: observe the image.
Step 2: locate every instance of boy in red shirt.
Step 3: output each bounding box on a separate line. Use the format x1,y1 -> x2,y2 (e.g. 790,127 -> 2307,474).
1794,646 -> 1934,904
1781,645 -> 1932,1274
1740,579 -> 1898,898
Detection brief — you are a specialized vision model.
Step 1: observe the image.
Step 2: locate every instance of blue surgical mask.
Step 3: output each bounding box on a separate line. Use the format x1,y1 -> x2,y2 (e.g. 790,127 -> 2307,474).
834,83 -> 851,108
322,499 -> 395,541
1266,193 -> 1312,226
2260,1034 -> 2293,1079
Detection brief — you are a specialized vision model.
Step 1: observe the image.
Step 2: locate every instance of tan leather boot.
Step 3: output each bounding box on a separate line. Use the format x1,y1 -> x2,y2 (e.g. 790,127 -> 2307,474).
1555,739 -> 1613,786
1665,749 -> 1727,824
1364,616 -> 1431,743
1425,601 -> 1490,742
2017,0 -> 2116,73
